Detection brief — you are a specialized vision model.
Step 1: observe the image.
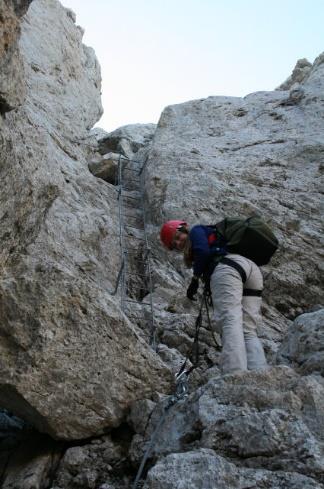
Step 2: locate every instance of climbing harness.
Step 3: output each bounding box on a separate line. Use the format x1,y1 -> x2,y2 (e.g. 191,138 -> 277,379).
218,257 -> 263,297
111,154 -> 157,349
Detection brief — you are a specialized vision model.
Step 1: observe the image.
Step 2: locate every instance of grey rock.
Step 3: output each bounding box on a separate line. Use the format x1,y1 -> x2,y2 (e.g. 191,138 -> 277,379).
0,0 -> 32,112
0,0 -> 172,440
144,53 -> 324,344
128,399 -> 156,434
278,57 -> 313,90
88,152 -> 119,184
276,309 -> 324,375
97,123 -> 156,158
144,449 -> 323,489
53,435 -> 130,489
131,367 -> 324,482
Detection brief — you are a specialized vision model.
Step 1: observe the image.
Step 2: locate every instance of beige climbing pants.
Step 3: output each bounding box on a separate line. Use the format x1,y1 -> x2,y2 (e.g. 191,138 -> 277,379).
210,253 -> 268,374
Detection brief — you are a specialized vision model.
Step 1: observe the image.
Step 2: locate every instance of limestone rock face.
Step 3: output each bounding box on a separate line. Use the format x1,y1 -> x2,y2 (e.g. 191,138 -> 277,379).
277,309 -> 324,375
144,449 -> 322,489
0,0 -> 171,440
0,0 -> 32,112
144,52 -> 324,343
88,152 -> 119,184
53,434 -> 129,488
277,57 -> 313,90
131,368 -> 324,485
97,123 -> 156,159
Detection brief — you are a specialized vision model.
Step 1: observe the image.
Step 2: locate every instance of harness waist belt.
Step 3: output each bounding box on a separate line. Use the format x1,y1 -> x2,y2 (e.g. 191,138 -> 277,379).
243,288 -> 263,297
220,257 -> 263,297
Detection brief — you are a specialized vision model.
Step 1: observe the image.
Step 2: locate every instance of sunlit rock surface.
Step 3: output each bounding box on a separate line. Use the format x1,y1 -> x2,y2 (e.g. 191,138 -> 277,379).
130,368 -> 324,485
0,0 -> 323,486
0,0 -> 32,112
144,53 -> 324,345
277,309 -> 324,375
0,0 -> 171,441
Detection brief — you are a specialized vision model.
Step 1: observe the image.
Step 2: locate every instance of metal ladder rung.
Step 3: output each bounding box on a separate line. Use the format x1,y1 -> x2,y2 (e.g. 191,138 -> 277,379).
119,157 -> 142,165
122,234 -> 145,241
123,246 -> 142,252
123,299 -> 151,305
123,167 -> 141,173
123,194 -> 141,199
124,258 -> 148,265
122,210 -> 142,215
124,181 -> 140,186
124,224 -> 144,231
122,187 -> 141,192
123,193 -> 141,199
122,214 -> 143,221
125,272 -> 147,278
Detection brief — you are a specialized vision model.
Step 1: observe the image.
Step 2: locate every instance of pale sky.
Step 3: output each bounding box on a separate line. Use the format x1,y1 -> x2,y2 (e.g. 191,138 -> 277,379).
61,0 -> 323,132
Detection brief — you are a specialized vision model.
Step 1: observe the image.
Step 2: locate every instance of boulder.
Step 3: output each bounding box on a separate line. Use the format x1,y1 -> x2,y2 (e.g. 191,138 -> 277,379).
277,309 -> 324,375
277,57 -> 313,90
53,435 -> 127,489
130,367 -> 324,483
88,152 -> 119,184
0,0 -> 172,440
144,449 -> 322,489
97,123 -> 156,158
0,0 -> 33,112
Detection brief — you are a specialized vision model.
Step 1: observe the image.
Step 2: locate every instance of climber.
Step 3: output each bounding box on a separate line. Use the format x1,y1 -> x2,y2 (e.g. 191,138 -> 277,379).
160,220 -> 268,374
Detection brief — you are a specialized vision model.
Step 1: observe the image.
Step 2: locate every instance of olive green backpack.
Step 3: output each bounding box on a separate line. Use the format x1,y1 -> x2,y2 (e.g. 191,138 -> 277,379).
214,215 -> 279,266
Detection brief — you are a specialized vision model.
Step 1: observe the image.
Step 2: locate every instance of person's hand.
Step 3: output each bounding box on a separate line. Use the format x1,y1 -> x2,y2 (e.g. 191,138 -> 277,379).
186,277 -> 199,300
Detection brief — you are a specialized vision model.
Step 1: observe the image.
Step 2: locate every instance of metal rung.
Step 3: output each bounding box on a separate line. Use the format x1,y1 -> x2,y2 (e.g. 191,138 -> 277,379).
125,258 -> 148,265
123,174 -> 140,180
125,272 -> 147,278
124,261 -> 148,268
124,299 -> 151,305
122,215 -> 143,222
122,213 -> 143,219
123,167 -> 141,173
123,194 -> 141,199
122,187 -> 141,192
119,156 -> 142,164
124,224 -> 144,231
123,247 -> 143,252
122,210 -> 142,217
122,234 -> 145,241
124,180 -> 140,185
123,193 -> 141,198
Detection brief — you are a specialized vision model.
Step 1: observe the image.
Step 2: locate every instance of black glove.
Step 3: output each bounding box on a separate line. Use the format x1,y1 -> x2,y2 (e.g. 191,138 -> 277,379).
186,276 -> 199,300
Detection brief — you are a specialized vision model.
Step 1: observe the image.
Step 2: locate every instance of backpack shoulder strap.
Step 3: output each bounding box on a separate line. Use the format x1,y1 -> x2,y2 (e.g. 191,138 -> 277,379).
220,257 -> 247,283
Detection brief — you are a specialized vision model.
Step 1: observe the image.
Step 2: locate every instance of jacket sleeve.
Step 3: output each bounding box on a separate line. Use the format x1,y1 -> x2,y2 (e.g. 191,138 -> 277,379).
189,226 -> 213,277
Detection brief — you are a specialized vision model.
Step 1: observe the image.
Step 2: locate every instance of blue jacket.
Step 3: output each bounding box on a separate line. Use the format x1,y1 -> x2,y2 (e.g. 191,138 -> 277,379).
189,225 -> 225,278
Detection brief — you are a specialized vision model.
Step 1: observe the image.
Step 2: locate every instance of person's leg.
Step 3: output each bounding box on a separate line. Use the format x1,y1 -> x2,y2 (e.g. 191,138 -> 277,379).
210,263 -> 247,373
241,261 -> 267,370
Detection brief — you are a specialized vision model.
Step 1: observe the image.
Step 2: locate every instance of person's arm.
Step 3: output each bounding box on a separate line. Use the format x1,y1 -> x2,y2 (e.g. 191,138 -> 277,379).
189,226 -> 213,278
186,226 -> 212,300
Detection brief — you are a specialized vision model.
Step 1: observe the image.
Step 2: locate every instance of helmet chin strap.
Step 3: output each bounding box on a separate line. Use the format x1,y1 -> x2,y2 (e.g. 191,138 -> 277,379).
178,225 -> 188,234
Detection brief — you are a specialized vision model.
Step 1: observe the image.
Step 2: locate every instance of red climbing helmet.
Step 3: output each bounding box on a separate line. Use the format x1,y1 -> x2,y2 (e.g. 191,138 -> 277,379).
160,220 -> 188,250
